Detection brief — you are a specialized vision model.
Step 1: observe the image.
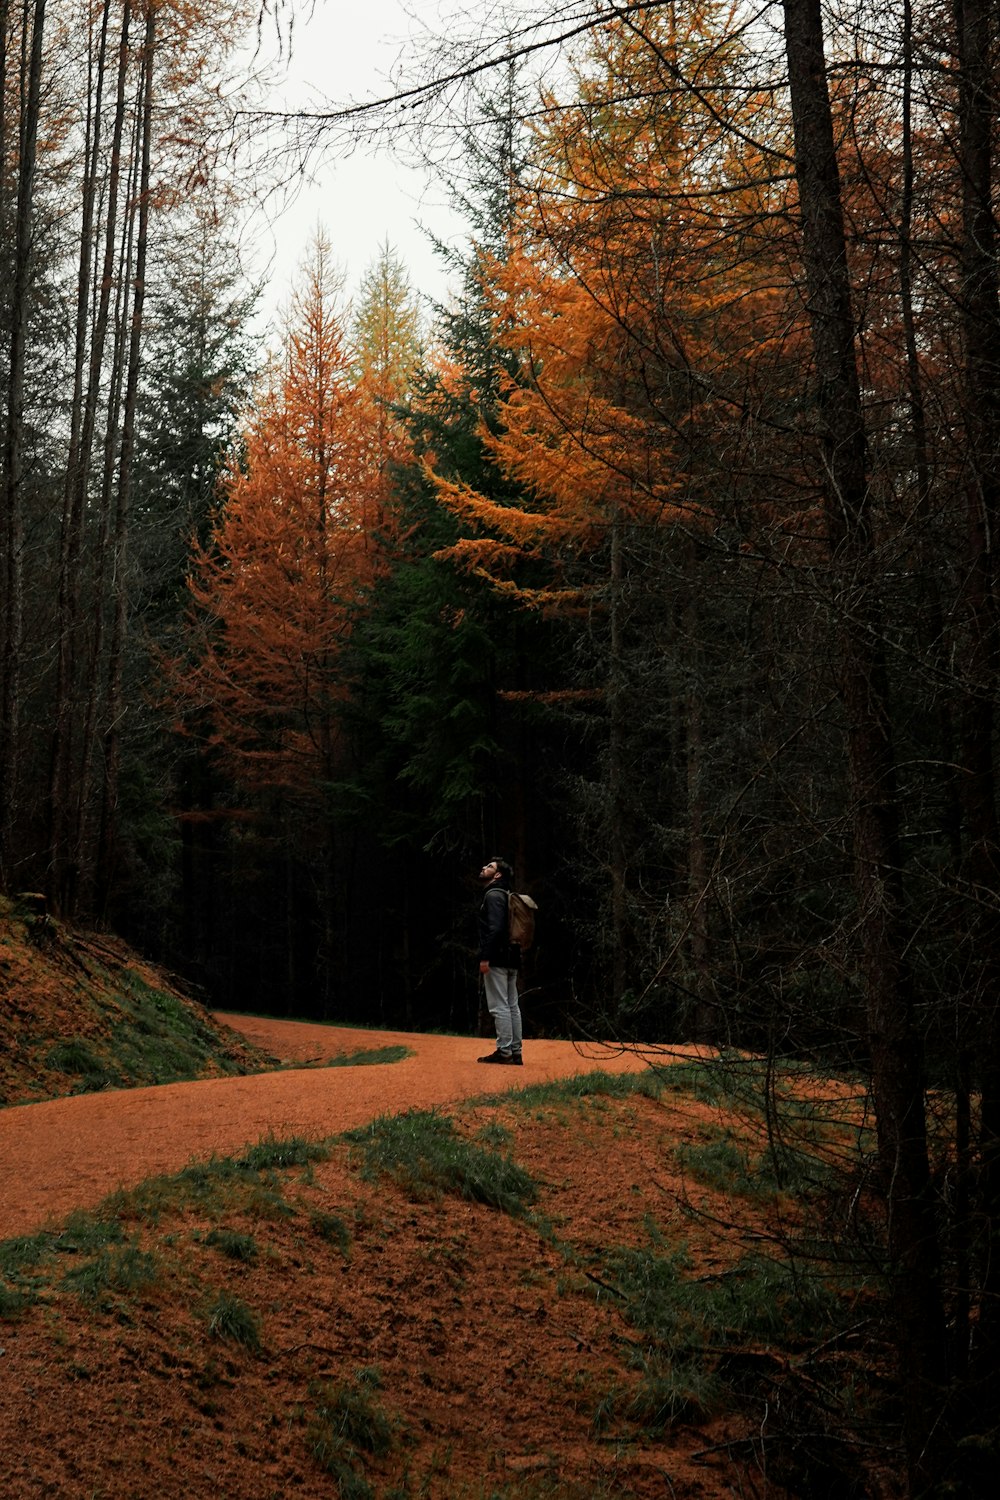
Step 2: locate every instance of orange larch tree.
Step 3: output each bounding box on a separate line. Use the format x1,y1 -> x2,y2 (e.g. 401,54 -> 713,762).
181,236 -> 391,803
432,1 -> 798,603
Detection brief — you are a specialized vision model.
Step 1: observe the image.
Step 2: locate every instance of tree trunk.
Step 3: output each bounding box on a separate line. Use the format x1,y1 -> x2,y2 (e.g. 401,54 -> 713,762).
0,0 -> 46,889
96,2 -> 155,913
782,1 -> 946,1487
48,0 -> 132,916
952,0 -> 1000,1399
685,619 -> 712,1041
607,516 -> 628,1005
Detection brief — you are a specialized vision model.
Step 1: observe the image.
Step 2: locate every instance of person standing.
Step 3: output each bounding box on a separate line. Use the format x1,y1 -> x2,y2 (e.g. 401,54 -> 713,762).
476,856 -> 523,1065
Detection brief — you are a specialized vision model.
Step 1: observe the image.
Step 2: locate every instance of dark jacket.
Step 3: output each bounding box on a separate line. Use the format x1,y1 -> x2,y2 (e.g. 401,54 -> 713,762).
478,880 -> 520,969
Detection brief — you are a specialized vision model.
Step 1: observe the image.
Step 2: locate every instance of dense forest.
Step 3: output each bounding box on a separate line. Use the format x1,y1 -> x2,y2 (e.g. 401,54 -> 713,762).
3,0 -> 1000,1486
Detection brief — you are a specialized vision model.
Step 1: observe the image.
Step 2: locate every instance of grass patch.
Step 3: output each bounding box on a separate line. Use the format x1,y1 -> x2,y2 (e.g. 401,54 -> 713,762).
675,1130 -> 758,1194
345,1109 -> 537,1214
310,1211 -> 352,1254
203,1228 -> 259,1262
0,1283 -> 37,1318
235,1133 -> 329,1172
0,1212 -> 139,1312
591,1235 -> 851,1436
105,972 -> 253,1087
502,1069 -> 665,1111
0,1128 -> 340,1335
0,1231 -> 59,1276
101,1131 -> 331,1226
673,1127 -> 831,1200
59,1242 -> 159,1304
55,1211 -> 127,1255
324,1045 -> 411,1068
307,1368 -> 401,1497
656,1055 -> 755,1109
206,1290 -> 262,1349
44,1039 -> 111,1082
102,1157 -> 250,1224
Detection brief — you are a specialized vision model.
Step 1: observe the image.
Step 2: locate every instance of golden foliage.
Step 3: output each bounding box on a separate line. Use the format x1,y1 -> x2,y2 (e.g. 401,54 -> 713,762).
177,238 -> 401,797
428,1 -> 800,602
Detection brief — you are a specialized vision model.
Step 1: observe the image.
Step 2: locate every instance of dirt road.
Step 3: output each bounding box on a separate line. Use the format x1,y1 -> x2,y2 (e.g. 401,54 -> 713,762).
0,1016 -> 658,1239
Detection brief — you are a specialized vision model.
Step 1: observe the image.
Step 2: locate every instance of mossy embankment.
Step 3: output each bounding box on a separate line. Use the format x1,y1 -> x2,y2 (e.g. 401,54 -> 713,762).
0,894 -> 274,1105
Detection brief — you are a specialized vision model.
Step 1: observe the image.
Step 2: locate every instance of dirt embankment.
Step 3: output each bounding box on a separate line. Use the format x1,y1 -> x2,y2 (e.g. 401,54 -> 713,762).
0,897 -> 270,1106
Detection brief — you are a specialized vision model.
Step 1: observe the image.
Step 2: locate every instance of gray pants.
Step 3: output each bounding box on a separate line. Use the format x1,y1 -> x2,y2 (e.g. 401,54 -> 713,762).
483,967 -> 522,1056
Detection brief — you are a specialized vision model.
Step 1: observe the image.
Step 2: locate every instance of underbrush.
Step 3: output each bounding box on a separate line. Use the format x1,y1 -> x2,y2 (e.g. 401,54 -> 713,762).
591,1236 -> 851,1425
510,1064 -> 893,1491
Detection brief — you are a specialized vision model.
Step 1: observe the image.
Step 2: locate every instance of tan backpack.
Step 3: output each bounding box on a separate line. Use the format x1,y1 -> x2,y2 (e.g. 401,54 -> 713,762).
507,891 -> 538,951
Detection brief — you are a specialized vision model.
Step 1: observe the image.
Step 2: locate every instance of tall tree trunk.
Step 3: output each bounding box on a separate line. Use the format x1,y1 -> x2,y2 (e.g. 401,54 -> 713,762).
63,1 -> 112,544
48,0 -> 132,915
607,515 -> 628,1005
684,613 -> 711,1039
0,0 -> 46,889
97,2 -> 155,913
81,177 -> 132,908
0,0 -> 10,228
782,1 -> 946,1488
952,0 -> 1000,1399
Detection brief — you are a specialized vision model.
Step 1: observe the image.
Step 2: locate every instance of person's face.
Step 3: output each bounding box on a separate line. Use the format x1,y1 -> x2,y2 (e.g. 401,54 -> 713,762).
479,860 -> 499,883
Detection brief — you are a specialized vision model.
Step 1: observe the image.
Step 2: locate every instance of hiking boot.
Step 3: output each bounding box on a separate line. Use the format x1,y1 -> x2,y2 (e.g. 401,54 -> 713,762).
509,1053 -> 523,1066
478,1051 -> 514,1064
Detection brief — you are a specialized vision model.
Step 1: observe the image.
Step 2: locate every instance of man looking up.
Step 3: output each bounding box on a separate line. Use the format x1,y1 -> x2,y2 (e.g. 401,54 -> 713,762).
476,857 -> 524,1065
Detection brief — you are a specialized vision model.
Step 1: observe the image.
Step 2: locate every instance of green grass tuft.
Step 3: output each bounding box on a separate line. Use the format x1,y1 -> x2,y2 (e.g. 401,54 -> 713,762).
0,1231 -> 56,1276
44,1039 -> 109,1079
345,1109 -> 537,1214
236,1133 -> 330,1171
0,1283 -> 37,1319
676,1123 -> 840,1204
99,1131 -> 332,1226
206,1290 -> 262,1349
55,1211 -> 127,1255
324,1045 -> 412,1068
60,1242 -> 158,1304
203,1228 -> 259,1262
505,1070 -> 664,1110
310,1211 -> 352,1254
307,1369 -> 401,1496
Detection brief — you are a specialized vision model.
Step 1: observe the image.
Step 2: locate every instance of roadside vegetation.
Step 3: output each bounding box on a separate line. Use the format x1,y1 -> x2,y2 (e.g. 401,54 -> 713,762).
0,895 -> 273,1103
0,1063 -> 911,1497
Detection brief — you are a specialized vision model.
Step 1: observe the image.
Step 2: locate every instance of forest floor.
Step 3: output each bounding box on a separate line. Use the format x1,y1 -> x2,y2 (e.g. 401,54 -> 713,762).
0,1014 -> 838,1500
0,994 -> 892,1498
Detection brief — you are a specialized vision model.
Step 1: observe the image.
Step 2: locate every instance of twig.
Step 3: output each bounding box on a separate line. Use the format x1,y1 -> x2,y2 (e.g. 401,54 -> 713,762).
584,1269 -> 627,1298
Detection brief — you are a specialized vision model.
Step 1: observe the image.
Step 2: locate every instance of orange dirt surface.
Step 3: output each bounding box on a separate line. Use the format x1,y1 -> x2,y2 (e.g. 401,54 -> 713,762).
0,1017 -> 797,1499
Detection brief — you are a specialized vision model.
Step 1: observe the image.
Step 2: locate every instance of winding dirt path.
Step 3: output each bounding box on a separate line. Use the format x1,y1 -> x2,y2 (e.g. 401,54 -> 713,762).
0,1016 -> 662,1241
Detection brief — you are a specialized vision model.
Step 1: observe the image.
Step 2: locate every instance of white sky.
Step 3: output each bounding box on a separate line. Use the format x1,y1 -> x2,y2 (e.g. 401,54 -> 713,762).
244,0 -> 476,331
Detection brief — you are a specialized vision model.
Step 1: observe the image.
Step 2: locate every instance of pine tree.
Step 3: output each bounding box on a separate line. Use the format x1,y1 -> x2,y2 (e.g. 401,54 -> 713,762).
103,223 -> 259,949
